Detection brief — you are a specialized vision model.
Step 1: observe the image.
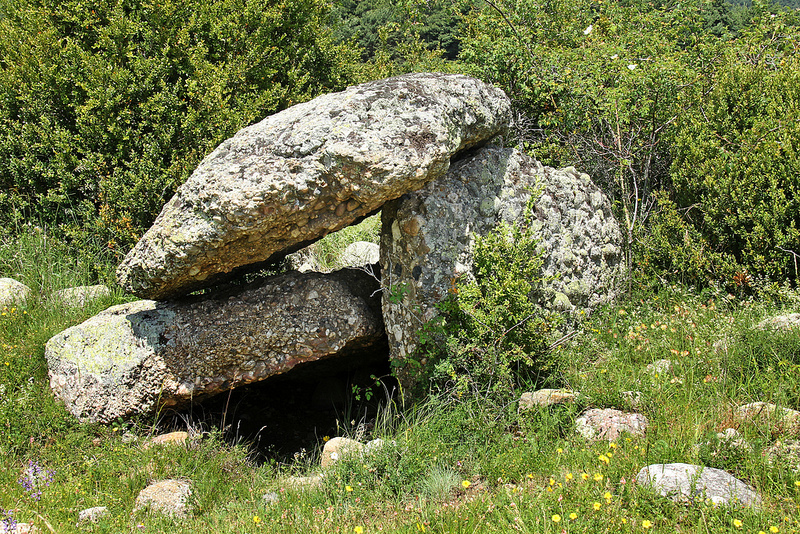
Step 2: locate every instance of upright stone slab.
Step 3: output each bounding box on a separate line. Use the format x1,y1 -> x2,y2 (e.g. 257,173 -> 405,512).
46,269 -> 384,423
380,146 -> 623,369
117,73 -> 511,299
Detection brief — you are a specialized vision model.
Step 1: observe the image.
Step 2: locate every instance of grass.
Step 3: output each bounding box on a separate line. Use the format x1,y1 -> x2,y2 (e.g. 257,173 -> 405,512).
2,226 -> 800,533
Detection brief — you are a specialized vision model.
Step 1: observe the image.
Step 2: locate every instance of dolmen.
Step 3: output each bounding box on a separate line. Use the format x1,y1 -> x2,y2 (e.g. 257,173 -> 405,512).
46,73 -> 624,422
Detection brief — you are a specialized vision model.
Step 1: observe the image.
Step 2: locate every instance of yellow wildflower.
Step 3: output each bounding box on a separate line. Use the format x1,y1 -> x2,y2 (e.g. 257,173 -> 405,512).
462,480 -> 470,489
642,520 -> 653,529
593,502 -> 601,511
569,513 -> 578,520
733,519 -> 743,528
552,514 -> 561,523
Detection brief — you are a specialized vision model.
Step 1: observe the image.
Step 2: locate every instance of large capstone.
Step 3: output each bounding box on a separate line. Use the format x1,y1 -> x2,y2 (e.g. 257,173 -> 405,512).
117,73 -> 511,299
46,269 -> 384,423
380,146 -> 623,367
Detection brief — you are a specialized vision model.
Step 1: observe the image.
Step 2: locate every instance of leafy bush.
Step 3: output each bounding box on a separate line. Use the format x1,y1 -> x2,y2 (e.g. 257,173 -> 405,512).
418,206 -> 556,400
0,0 -> 359,255
657,17 -> 800,287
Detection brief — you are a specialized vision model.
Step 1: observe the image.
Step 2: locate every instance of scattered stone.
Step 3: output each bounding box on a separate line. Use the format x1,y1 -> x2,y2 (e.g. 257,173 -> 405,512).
636,463 -> 761,507
380,146 -> 623,378
144,431 -> 189,449
735,402 -> 800,433
645,359 -> 673,376
285,475 -> 323,490
5,523 -> 37,534
117,73 -> 511,299
519,389 -> 580,410
0,277 -> 31,308
575,408 -> 648,440
620,391 -> 643,409
764,440 -> 800,472
78,506 -> 109,524
46,269 -> 384,423
53,285 -> 111,308
339,241 -> 380,267
134,479 -> 192,518
756,313 -> 800,331
321,437 -> 364,468
262,492 -> 280,504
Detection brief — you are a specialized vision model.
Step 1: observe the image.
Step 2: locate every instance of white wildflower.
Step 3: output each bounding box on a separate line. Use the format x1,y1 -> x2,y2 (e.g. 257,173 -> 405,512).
627,64 -> 637,70
583,25 -> 593,35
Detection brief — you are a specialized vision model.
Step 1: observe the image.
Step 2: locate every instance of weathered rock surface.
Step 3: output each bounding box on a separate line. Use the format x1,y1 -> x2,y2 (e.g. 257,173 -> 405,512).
117,73 -> 511,299
144,431 -> 190,449
0,277 -> 31,308
380,146 -> 623,365
46,269 -> 384,423
340,241 -> 380,267
636,463 -> 761,507
575,408 -> 648,440
53,284 -> 111,308
519,389 -> 580,410
764,440 -> 800,472
134,479 -> 192,517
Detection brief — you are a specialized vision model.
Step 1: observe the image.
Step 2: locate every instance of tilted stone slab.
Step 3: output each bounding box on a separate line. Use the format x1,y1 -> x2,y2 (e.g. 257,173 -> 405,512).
117,73 -> 511,299
46,269 -> 384,423
380,146 -> 623,366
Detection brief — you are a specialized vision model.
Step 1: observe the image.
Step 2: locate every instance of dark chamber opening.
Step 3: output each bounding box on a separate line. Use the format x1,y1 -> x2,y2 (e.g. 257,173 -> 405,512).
159,336 -> 397,463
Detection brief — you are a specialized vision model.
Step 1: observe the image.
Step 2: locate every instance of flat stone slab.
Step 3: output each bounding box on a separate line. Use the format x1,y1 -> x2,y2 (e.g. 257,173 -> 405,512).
636,463 -> 761,507
117,73 -> 511,299
575,408 -> 648,440
757,313 -> 800,330
46,269 -> 384,423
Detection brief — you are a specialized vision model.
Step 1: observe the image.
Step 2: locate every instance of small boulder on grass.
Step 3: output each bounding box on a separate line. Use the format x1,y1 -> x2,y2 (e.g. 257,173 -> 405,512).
321,437 -> 364,468
134,479 -> 192,518
735,402 -> 800,433
0,277 -> 31,308
53,285 -> 111,308
78,506 -> 109,524
575,408 -> 648,441
756,313 -> 800,331
764,440 -> 800,472
636,463 -> 761,507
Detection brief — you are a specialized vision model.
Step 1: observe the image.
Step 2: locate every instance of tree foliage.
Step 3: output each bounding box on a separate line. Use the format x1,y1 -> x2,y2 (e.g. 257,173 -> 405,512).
0,0 -> 359,253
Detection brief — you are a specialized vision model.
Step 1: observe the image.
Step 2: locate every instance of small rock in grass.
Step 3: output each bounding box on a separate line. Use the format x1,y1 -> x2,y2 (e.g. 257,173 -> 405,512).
78,506 -> 109,524
134,479 -> 192,518
321,437 -> 364,468
575,408 -> 648,440
764,440 -> 800,472
0,277 -> 31,308
53,284 -> 111,308
636,463 -> 761,507
735,402 -> 800,433
519,389 -> 580,411
645,359 -> 673,377
262,492 -> 280,504
6,523 -> 38,534
756,313 -> 800,331
286,475 -> 323,490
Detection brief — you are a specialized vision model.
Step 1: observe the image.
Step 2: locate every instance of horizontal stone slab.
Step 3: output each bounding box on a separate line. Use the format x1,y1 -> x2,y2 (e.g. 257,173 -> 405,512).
47,269 -> 385,423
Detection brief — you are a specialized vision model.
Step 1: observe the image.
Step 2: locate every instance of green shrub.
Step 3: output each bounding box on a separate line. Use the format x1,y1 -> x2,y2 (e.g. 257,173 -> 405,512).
417,205 -> 557,401
0,0 -> 359,255
660,18 -> 800,287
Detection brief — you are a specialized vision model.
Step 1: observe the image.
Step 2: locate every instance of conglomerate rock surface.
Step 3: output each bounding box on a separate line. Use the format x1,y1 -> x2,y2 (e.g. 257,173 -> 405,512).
46,269 -> 384,423
117,73 -> 511,299
380,146 -> 624,366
